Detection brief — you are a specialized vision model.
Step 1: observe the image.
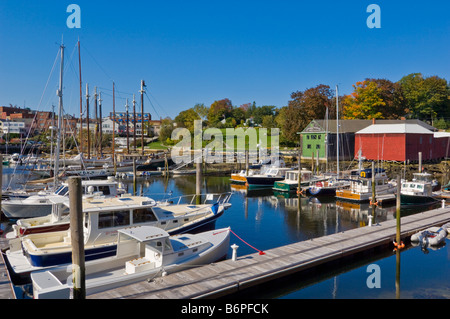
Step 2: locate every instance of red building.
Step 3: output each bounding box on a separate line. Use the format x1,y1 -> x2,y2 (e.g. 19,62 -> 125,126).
355,123 -> 448,162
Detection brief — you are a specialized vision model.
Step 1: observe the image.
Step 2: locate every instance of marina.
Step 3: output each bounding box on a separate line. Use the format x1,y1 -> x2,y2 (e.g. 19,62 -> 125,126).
0,169 -> 449,299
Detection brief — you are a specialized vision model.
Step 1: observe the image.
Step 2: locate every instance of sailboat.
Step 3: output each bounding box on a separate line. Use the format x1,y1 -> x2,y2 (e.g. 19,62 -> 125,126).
307,86 -> 350,196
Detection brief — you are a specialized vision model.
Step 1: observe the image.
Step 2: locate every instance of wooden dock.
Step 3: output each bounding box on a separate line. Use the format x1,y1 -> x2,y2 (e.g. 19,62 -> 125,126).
0,238 -> 15,299
89,206 -> 450,299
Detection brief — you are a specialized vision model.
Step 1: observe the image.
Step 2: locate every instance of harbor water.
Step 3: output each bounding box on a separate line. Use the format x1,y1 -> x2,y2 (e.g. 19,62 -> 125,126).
2,167 -> 449,299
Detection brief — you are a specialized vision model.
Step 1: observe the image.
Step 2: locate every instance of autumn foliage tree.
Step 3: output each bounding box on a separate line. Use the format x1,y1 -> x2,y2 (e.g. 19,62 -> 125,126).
342,79 -> 406,119
281,84 -> 334,144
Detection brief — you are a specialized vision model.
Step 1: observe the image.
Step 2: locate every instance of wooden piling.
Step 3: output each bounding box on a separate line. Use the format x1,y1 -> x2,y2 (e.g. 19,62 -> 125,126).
68,177 -> 85,299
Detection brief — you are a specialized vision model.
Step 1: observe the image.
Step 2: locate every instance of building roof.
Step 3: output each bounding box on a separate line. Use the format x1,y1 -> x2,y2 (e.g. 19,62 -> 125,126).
356,123 -> 434,134
302,119 -> 437,134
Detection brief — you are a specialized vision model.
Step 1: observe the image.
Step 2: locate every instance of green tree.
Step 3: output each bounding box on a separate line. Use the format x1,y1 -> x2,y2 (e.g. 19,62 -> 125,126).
398,73 -> 450,120
174,108 -> 200,133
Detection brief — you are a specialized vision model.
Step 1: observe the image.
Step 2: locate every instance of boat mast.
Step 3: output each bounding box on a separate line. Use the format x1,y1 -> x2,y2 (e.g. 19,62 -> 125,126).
78,39 -> 83,155
126,98 -> 130,154
325,107 -> 328,173
112,81 -> 116,174
140,80 -> 146,156
336,85 -> 340,178
86,83 -> 90,159
98,92 -> 103,158
54,43 -> 65,189
133,94 -> 137,153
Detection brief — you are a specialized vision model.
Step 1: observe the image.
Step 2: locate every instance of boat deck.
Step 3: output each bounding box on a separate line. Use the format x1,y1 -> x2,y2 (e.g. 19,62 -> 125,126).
89,206 -> 450,299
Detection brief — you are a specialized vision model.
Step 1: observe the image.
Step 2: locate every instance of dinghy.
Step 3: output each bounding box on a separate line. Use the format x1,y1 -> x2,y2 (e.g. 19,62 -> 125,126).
410,226 -> 447,246
31,226 -> 231,298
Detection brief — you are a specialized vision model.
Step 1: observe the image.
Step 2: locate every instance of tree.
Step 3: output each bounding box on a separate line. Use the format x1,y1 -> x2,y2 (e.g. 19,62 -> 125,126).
193,103 -> 208,120
159,117 -> 175,144
207,98 -> 233,126
174,108 -> 200,133
398,73 -> 450,121
281,84 -> 334,143
342,80 -> 386,119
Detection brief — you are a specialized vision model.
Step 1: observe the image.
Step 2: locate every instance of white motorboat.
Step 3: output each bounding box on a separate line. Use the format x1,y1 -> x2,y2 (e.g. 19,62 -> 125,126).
31,225 -> 230,299
401,172 -> 439,205
411,226 -> 447,246
5,192 -> 232,283
2,178 -> 126,219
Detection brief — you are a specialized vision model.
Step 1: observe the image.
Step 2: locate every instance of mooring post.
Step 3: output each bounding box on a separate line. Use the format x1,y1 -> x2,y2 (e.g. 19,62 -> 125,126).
396,174 -> 401,246
231,244 -> 239,261
133,158 -> 137,196
69,177 -> 85,299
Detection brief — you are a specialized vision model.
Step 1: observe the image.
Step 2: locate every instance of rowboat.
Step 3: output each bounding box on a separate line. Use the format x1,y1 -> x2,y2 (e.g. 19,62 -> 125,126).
31,226 -> 231,298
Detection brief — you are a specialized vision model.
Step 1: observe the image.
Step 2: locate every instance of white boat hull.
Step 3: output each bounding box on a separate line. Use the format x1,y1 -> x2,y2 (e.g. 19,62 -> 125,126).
31,227 -> 231,298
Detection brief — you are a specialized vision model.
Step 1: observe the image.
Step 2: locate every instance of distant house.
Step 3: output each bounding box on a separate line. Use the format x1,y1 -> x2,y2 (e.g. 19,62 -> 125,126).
355,122 -> 449,162
301,119 -> 437,161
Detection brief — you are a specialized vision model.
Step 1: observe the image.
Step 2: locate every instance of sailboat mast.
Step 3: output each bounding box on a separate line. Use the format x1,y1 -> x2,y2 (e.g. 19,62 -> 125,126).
98,92 -> 103,158
336,85 -> 339,178
86,83 -> 90,159
54,43 -> 65,189
112,81 -> 116,174
140,80 -> 145,156
78,40 -> 83,155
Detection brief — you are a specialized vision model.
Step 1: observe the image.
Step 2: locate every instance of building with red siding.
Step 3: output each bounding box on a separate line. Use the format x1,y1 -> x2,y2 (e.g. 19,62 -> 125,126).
354,123 -> 445,162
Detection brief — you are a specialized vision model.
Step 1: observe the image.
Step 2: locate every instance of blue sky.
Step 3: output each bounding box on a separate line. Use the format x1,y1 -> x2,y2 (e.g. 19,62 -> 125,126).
0,1 -> 449,120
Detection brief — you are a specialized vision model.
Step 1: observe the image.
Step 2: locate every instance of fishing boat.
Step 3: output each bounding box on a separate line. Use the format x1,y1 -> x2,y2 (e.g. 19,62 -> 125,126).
400,172 -> 439,205
308,177 -> 351,196
272,169 -> 315,192
411,226 -> 447,246
31,225 -> 231,299
335,168 -> 395,202
245,167 -> 293,187
5,192 -> 231,283
1,178 -> 127,219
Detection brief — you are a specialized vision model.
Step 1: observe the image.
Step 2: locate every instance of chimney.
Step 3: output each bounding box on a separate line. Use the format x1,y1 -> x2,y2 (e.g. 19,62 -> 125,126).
372,118 -> 376,125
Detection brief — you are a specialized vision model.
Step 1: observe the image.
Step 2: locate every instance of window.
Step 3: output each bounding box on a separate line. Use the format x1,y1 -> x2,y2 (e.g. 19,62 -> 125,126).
316,144 -> 320,149
307,144 -> 311,149
133,208 -> 157,223
98,210 -> 130,229
97,185 -> 111,195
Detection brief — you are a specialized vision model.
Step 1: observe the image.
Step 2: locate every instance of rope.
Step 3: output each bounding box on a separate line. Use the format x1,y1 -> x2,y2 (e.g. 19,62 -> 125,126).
229,228 -> 265,255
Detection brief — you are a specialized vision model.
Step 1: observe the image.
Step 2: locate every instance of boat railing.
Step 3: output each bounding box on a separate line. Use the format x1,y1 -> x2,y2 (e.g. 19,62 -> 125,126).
157,192 -> 232,207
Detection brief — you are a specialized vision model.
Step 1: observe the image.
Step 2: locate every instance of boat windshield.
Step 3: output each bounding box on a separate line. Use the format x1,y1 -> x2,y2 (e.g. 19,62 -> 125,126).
55,186 -> 69,196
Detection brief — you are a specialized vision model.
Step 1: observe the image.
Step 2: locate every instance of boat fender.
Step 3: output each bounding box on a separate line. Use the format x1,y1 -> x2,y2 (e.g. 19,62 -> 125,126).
393,241 -> 405,251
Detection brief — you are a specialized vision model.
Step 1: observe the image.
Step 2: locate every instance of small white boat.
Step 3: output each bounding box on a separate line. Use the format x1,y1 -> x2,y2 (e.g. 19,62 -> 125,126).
411,226 -> 447,246
31,225 -> 231,299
